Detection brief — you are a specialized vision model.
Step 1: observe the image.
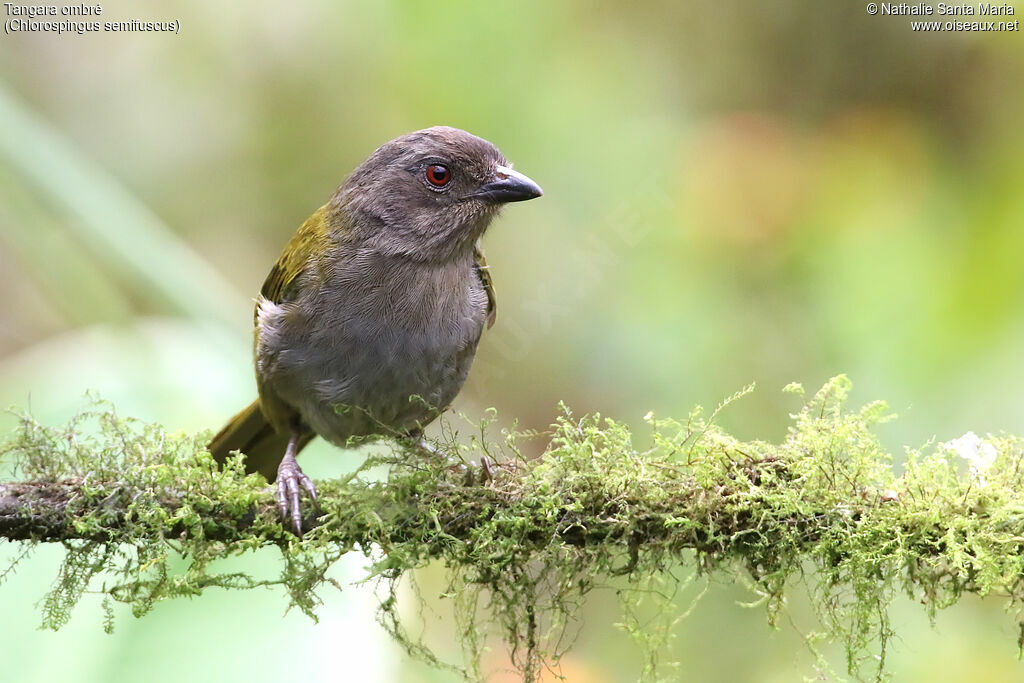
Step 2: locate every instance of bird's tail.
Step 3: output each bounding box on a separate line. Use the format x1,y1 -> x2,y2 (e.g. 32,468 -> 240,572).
208,400 -> 311,482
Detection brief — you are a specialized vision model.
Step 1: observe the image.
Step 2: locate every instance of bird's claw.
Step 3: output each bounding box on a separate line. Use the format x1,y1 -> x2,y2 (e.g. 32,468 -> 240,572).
479,454 -> 493,483
459,454 -> 495,486
275,458 -> 318,535
414,436 -> 495,485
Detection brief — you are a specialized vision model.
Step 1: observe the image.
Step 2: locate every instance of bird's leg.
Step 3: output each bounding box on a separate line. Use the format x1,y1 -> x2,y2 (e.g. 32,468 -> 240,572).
275,429 -> 318,535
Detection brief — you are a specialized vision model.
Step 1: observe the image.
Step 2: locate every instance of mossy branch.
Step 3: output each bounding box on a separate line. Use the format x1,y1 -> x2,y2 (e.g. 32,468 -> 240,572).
2,376 -> 1023,682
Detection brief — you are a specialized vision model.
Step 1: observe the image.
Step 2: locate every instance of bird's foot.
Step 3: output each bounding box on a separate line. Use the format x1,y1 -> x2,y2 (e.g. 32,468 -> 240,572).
275,448 -> 318,535
411,436 -> 494,485
457,453 -> 496,486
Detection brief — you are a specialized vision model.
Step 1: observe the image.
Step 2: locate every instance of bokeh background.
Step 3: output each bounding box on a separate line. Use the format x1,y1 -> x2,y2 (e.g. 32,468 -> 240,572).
2,1 -> 1023,680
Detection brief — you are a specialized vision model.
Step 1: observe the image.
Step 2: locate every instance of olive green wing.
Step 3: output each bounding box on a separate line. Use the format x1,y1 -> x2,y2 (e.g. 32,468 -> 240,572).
473,242 -> 497,329
253,204 -> 337,433
259,204 -> 334,311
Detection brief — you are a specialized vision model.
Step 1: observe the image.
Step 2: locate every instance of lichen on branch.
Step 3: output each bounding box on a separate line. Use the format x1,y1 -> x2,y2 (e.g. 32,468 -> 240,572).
1,376 -> 1023,682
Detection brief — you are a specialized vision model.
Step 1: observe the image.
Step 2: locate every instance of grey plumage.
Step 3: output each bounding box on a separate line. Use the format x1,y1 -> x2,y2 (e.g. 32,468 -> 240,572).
255,249 -> 488,444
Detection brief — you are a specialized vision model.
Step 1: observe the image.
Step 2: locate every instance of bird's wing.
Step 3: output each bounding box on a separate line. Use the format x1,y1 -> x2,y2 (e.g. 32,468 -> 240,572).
259,204 -> 334,310
473,242 -> 497,329
253,205 -> 337,434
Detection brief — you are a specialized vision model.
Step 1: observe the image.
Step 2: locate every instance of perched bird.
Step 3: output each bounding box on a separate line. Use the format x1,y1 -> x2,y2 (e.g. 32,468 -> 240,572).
208,126 -> 543,533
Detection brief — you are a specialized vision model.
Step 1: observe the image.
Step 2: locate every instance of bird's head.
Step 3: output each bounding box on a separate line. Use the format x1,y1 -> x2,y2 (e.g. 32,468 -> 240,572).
333,126 -> 543,262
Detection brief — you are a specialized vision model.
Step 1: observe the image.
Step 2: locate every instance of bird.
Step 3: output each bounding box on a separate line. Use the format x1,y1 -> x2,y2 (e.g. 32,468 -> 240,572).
208,126 -> 543,533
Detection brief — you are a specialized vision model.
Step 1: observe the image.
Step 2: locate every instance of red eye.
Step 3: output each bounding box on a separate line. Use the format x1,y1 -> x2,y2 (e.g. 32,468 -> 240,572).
425,164 -> 451,187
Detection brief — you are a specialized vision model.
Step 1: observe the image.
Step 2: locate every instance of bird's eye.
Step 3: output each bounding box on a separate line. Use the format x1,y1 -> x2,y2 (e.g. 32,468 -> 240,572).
425,164 -> 451,187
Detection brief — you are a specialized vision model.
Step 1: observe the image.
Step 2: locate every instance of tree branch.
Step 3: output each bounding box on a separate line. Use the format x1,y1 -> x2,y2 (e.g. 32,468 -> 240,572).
0,479 -> 275,543
1,377 -> 1022,682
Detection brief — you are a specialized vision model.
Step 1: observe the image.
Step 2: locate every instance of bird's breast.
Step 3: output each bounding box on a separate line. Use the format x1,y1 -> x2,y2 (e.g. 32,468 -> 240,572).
256,252 -> 488,443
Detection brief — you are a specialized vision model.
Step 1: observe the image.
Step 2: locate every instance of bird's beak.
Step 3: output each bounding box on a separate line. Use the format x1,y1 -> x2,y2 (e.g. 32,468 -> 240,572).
473,165 -> 544,203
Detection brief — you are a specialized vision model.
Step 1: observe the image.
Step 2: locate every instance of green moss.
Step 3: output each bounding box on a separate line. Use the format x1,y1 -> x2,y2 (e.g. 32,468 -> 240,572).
2,377 -> 1023,682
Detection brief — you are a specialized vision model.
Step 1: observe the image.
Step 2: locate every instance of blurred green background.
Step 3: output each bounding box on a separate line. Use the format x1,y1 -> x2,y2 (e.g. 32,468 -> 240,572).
2,1 -> 1023,680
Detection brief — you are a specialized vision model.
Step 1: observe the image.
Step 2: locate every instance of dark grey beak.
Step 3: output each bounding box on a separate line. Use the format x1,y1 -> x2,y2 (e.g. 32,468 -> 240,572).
473,165 -> 544,203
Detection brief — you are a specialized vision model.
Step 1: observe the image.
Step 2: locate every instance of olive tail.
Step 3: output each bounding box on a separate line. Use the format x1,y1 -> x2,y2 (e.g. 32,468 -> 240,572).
208,400 -> 312,482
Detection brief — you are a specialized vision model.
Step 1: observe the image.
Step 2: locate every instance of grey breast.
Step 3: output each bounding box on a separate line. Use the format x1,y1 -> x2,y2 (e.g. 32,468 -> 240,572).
257,250 -> 488,446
